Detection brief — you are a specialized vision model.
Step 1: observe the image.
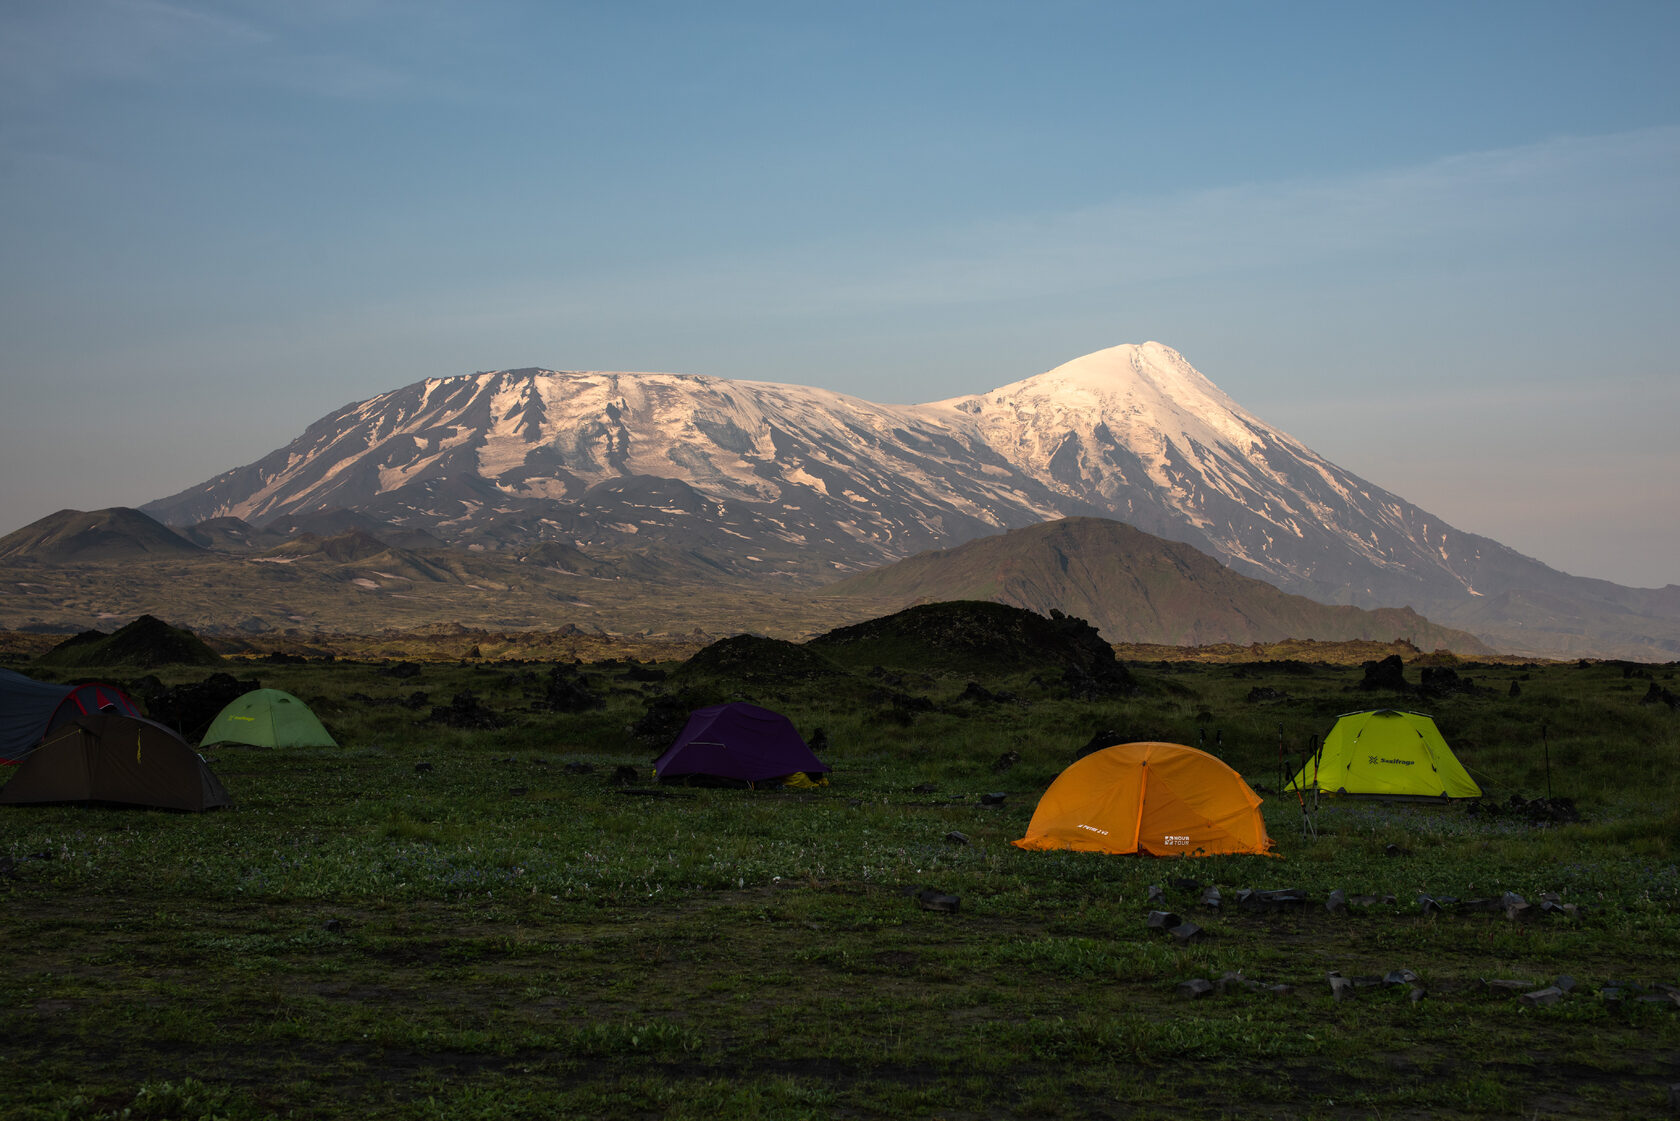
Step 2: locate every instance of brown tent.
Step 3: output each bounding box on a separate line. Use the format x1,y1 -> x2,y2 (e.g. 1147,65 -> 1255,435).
0,713 -> 231,811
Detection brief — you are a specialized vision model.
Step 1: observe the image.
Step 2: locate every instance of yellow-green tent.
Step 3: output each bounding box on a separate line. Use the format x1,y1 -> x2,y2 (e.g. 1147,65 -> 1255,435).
201,688 -> 338,748
1287,709 -> 1479,799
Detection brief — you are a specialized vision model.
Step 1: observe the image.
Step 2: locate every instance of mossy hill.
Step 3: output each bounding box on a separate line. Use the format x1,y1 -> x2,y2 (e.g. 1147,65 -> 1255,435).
822,516 -> 1495,654
35,614 -> 223,669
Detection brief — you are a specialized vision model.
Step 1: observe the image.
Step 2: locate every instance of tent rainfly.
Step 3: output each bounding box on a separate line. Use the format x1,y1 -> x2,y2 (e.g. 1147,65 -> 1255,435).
0,666 -> 140,763
655,702 -> 830,786
1286,709 -> 1480,799
0,712 -> 231,811
1013,741 -> 1274,857
201,688 -> 338,748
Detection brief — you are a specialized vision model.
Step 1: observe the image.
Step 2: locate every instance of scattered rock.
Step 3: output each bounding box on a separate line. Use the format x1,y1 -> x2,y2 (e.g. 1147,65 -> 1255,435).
1384,969 -> 1420,986
1176,978 -> 1215,999
979,792 -> 1008,806
916,889 -> 960,913
989,749 -> 1020,772
911,782 -> 938,794
413,761 -> 434,774
1200,885 -> 1222,910
1146,884 -> 1164,904
1328,972 -> 1356,1001
944,831 -> 970,845
1146,910 -> 1183,930
1169,922 -> 1204,945
612,765 -> 640,786
1238,887 -> 1310,912
1520,987 -> 1564,1008
1326,888 -> 1347,915
1641,681 -> 1680,710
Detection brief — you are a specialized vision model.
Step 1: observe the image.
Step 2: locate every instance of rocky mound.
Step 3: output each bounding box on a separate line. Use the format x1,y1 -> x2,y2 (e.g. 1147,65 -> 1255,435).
35,614 -> 222,668
673,634 -> 849,687
809,600 -> 1134,691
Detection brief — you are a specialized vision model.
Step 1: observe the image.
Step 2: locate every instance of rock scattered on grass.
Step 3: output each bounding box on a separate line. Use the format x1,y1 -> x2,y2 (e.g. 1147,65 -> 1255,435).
1177,978 -> 1215,999
1169,922 -> 1204,945
1521,987 -> 1564,1007
916,889 -> 960,913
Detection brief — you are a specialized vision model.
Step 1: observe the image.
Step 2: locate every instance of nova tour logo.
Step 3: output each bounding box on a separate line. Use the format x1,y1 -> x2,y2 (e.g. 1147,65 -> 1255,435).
1164,835 -> 1190,846
1076,823 -> 1109,835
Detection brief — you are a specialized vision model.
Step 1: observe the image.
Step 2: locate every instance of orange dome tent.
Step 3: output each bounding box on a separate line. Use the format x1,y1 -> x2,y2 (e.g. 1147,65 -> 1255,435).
1012,741 -> 1274,857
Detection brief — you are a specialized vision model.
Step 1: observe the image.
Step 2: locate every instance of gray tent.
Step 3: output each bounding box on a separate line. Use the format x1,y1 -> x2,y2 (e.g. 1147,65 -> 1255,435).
0,712 -> 230,811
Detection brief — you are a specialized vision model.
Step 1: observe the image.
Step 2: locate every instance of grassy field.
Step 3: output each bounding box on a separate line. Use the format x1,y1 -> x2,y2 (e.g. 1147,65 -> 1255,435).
3,644 -> 1679,1119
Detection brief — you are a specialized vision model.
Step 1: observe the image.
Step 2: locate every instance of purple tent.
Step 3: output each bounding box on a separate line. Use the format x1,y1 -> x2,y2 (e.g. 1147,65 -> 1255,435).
654,702 -> 829,784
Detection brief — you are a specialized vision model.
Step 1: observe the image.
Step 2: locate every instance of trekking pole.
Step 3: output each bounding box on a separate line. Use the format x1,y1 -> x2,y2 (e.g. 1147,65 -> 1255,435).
1542,722 -> 1552,801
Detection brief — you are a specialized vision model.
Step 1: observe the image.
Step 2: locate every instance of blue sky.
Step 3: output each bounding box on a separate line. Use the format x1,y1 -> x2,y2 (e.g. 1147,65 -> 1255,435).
2,1 -> 1677,586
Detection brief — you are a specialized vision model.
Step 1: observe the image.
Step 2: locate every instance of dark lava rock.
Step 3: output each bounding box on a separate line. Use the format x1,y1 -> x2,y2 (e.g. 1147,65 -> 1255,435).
426,691 -> 506,730
1641,682 -> 1680,710
1420,666 -> 1477,697
1357,654 -> 1412,693
537,663 -> 604,713
143,672 -> 262,739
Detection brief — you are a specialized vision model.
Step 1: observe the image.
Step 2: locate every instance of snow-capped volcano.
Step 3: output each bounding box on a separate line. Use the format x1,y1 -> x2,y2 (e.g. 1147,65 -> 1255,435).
141,343 -> 1680,656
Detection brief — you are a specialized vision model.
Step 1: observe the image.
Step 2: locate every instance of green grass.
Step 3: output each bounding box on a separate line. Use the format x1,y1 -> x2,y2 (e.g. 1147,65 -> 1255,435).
3,654 -> 1679,1118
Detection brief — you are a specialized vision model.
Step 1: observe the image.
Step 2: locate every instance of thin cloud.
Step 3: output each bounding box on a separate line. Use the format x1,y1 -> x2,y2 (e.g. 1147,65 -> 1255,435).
0,0 -> 414,101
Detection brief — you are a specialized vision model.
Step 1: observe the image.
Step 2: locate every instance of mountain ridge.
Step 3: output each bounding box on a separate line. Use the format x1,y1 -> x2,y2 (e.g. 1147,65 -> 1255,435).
108,342 -> 1680,659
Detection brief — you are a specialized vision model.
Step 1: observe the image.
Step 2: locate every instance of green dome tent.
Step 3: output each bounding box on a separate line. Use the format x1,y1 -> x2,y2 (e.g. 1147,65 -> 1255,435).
201,689 -> 338,748
1286,709 -> 1480,800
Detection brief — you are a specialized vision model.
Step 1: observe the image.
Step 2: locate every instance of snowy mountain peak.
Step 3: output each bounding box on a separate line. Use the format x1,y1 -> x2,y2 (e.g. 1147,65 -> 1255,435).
143,343 -> 1592,651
